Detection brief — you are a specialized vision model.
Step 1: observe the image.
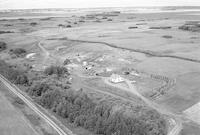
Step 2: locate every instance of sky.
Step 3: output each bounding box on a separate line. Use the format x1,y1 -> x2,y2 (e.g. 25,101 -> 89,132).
0,0 -> 199,9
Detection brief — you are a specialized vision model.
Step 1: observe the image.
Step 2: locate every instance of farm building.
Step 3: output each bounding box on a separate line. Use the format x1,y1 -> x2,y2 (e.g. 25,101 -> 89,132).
109,74 -> 125,83
26,53 -> 36,59
130,70 -> 140,76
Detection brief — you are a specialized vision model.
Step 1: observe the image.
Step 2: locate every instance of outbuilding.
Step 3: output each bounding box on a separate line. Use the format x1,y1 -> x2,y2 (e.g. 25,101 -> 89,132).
109,74 -> 124,83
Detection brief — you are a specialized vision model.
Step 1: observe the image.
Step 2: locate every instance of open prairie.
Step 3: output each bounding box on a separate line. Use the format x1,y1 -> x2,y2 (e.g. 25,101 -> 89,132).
1,7 -> 200,135
0,83 -> 37,135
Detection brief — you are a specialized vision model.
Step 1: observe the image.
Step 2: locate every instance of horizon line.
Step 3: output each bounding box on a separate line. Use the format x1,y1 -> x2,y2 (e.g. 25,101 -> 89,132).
1,5 -> 200,11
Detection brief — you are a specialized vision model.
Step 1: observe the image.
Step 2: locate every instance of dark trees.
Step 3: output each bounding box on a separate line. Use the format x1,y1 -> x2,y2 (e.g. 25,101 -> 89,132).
10,48 -> 27,57
27,82 -> 50,97
44,66 -> 69,77
0,60 -> 29,85
0,42 -> 7,51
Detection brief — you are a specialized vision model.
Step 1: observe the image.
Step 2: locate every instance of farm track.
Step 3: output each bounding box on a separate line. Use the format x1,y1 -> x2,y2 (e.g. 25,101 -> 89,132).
104,78 -> 183,135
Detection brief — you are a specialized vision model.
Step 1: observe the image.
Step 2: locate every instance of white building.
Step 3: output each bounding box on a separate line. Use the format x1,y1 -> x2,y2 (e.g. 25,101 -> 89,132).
83,61 -> 88,66
26,53 -> 36,59
109,74 -> 125,83
130,71 -> 140,77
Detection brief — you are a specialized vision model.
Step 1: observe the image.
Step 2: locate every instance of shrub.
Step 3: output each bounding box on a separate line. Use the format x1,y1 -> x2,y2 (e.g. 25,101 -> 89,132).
128,26 -> 138,29
66,25 -> 72,28
44,66 -> 69,77
0,42 -> 7,51
58,24 -> 64,27
79,20 -> 85,22
63,58 -> 71,65
149,26 -> 171,29
38,90 -> 62,109
74,115 -> 87,126
0,31 -> 14,34
15,74 -> 29,85
0,60 -> 29,85
162,35 -> 173,39
30,22 -> 37,26
10,48 -> 27,57
27,82 -> 50,97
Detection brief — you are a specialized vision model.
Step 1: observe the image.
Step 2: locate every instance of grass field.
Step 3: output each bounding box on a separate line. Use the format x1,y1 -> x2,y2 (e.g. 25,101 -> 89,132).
1,8 -> 200,134
0,84 -> 37,135
155,72 -> 200,113
183,102 -> 200,125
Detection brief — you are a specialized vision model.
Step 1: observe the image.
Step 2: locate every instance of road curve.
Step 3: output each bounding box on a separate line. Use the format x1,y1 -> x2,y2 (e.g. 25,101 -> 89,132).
104,78 -> 182,135
0,74 -> 74,135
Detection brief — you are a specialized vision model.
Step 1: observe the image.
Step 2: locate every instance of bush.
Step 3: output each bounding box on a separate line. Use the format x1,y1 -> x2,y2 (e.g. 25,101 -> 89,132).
30,22 -> 37,26
44,66 -> 69,77
128,26 -> 138,29
66,25 -> 72,28
15,74 -> 29,85
162,35 -> 173,39
0,60 -> 29,85
58,24 -> 64,27
74,115 -> 87,126
149,26 -> 171,29
10,48 -> 27,57
27,82 -> 50,97
38,90 -> 62,109
0,31 -> 14,34
0,42 -> 6,51
178,23 -> 200,32
63,58 -> 71,65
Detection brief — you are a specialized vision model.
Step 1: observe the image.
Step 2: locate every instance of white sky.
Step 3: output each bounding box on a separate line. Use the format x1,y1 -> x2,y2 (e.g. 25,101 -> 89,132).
0,0 -> 199,9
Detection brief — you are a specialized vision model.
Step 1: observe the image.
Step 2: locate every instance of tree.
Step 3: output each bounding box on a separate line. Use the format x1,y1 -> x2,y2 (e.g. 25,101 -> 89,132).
10,48 -> 27,57
63,58 -> 71,65
69,111 -> 80,123
83,114 -> 98,131
38,90 -> 61,109
27,82 -> 50,97
15,74 -> 29,85
74,115 -> 87,127
95,117 -> 106,134
44,66 -> 69,77
0,41 -> 6,51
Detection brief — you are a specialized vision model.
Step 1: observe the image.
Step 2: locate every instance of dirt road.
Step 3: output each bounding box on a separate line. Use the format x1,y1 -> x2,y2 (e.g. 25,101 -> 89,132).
104,78 -> 183,135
